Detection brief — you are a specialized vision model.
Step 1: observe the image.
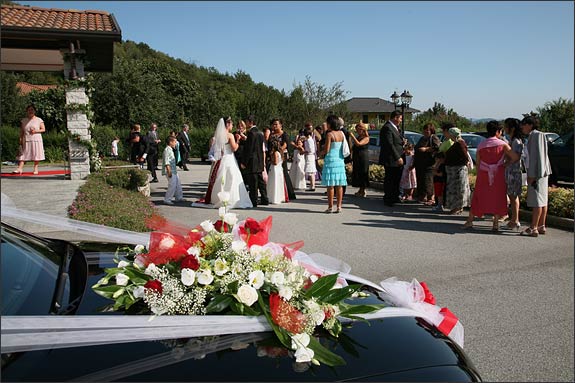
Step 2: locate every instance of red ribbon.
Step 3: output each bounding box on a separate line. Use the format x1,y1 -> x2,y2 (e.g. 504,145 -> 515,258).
419,281 -> 436,305
437,307 -> 458,337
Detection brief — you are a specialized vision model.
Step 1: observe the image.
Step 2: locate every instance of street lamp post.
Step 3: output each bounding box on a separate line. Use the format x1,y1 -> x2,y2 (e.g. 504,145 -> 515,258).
390,90 -> 412,137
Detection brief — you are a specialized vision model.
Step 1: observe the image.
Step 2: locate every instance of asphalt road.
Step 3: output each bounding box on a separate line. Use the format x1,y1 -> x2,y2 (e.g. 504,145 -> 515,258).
1,161 -> 573,382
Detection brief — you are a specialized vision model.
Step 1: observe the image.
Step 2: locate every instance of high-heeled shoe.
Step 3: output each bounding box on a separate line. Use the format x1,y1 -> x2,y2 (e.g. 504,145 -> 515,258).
506,221 -> 521,231
537,225 -> 547,235
520,227 -> 539,237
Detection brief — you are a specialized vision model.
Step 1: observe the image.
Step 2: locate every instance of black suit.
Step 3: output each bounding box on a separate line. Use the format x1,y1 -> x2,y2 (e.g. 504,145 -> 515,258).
177,131 -> 191,170
378,121 -> 404,205
241,126 -> 268,207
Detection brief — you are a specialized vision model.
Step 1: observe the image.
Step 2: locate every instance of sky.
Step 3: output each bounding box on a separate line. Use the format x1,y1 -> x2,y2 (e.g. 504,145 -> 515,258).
20,1 -> 575,120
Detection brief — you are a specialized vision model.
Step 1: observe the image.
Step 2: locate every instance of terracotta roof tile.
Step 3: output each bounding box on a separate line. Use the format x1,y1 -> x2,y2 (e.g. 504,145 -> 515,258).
16,82 -> 59,95
1,5 -> 120,33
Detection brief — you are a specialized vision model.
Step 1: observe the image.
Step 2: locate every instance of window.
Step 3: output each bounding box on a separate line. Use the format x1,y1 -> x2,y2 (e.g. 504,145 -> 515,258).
362,114 -> 369,123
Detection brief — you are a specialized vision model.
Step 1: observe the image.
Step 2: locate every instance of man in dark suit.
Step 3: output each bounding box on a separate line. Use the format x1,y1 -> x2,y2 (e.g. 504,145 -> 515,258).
177,124 -> 191,171
240,115 -> 268,207
147,123 -> 161,170
379,111 -> 405,206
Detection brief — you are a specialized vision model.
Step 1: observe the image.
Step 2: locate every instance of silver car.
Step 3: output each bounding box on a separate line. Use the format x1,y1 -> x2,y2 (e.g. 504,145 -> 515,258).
367,130 -> 423,164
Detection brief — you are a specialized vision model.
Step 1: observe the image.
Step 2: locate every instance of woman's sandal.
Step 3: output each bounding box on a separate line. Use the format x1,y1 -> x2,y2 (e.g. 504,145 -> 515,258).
520,227 -> 539,237
491,221 -> 499,232
324,207 -> 333,214
334,207 -> 342,214
506,221 -> 521,231
537,225 -> 546,234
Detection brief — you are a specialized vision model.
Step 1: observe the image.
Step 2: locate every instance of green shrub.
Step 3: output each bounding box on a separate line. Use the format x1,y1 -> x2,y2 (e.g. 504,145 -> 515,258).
0,126 -> 68,162
68,179 -> 162,232
0,126 -> 20,161
89,168 -> 149,191
520,186 -> 574,219
91,124 -> 124,159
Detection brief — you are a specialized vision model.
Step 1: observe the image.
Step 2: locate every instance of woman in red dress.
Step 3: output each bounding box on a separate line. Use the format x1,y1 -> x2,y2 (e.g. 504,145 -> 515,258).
463,121 -> 519,231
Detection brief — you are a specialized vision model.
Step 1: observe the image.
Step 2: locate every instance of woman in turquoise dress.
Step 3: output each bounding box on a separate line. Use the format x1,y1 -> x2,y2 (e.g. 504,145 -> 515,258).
320,115 -> 347,213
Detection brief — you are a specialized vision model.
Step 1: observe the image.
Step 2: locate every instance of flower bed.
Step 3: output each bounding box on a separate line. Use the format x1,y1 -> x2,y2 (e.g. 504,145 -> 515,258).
520,186 -> 574,219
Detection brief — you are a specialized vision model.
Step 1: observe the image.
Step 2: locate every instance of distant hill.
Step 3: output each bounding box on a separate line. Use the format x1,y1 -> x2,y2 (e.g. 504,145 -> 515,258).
469,118 -> 496,123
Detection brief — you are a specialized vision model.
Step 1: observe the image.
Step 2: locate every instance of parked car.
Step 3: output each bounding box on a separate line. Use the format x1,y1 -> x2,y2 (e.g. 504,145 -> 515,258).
547,130 -> 574,185
0,222 -> 482,381
367,130 -> 423,164
436,133 -> 486,164
543,132 -> 560,143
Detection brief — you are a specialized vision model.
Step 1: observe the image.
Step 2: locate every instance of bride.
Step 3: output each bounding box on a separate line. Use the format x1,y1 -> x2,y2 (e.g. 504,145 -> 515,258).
197,117 -> 253,209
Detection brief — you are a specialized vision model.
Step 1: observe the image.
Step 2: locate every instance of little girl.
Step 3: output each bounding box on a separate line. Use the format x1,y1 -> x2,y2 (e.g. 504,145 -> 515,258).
267,139 -> 286,204
400,144 -> 417,201
111,136 -> 120,158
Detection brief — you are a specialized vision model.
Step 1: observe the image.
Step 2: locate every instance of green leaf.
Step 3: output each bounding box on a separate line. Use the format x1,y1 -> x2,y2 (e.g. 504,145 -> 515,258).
304,273 -> 338,300
93,284 -> 125,299
319,286 -> 357,304
338,304 -> 386,317
308,337 -> 346,366
205,295 -> 233,313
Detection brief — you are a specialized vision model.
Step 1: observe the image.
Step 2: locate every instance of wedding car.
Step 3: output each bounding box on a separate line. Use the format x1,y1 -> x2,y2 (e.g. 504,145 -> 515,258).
1,218 -> 482,382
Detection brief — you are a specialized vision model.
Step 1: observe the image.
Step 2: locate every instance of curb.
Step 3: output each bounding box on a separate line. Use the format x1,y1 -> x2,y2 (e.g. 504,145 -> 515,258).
367,181 -> 573,232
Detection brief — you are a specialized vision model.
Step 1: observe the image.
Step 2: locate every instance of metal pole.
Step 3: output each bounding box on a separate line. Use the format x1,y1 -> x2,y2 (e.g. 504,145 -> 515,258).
401,104 -> 405,138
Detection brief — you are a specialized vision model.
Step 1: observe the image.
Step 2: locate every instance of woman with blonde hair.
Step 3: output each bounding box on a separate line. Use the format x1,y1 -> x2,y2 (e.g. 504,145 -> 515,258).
350,122 -> 370,197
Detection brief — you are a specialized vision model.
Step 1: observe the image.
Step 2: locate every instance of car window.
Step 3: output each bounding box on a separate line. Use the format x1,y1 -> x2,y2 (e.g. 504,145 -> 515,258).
369,137 -> 378,146
1,226 -> 68,315
462,135 -> 485,148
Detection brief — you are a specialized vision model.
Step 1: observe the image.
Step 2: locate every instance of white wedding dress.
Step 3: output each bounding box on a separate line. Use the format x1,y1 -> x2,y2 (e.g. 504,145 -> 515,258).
267,151 -> 286,204
289,149 -> 307,190
210,143 -> 253,209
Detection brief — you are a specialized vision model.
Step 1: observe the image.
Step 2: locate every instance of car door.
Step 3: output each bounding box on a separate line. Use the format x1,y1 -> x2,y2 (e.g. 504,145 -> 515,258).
549,132 -> 574,182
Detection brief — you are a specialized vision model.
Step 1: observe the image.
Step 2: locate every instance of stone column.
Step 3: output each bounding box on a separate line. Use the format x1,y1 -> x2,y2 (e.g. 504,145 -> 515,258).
61,46 -> 91,180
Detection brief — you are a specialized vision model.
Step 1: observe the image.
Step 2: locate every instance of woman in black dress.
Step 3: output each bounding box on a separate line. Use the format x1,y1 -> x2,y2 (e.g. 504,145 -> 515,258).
350,122 -> 370,197
270,118 -> 296,201
414,123 -> 441,205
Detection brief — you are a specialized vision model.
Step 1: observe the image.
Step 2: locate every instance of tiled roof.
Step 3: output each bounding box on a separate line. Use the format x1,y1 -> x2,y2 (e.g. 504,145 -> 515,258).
0,4 -> 120,33
346,97 -> 420,114
16,82 -> 59,95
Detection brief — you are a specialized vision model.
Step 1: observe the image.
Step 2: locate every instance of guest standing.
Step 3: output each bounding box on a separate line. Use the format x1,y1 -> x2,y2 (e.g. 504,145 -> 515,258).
414,123 -> 440,204
267,139 -> 286,204
162,136 -> 184,205
519,116 -> 552,237
111,136 -> 120,159
127,124 -> 142,164
320,114 -> 347,213
177,124 -> 191,171
271,118 -> 296,201
400,144 -> 417,201
241,115 -> 269,207
443,127 -> 471,215
303,126 -> 317,191
463,121 -> 519,231
14,104 -> 45,175
289,127 -> 307,190
503,118 -> 525,230
378,111 -> 404,207
350,122 -> 370,197
147,123 -> 161,170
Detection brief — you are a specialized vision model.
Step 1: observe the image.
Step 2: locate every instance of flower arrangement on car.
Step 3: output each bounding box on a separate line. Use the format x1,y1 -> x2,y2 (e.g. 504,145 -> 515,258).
93,195 -> 384,367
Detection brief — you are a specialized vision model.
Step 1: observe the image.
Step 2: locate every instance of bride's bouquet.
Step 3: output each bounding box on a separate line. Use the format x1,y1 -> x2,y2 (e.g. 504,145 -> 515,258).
93,207 -> 383,366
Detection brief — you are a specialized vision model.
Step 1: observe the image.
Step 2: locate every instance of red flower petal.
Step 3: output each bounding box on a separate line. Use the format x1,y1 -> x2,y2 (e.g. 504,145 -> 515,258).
181,255 -> 200,271
269,293 -> 307,334
144,279 -> 163,294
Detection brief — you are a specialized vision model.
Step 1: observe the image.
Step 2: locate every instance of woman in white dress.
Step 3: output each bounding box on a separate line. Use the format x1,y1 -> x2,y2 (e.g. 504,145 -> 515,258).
204,117 -> 253,209
289,131 -> 307,190
267,139 -> 286,204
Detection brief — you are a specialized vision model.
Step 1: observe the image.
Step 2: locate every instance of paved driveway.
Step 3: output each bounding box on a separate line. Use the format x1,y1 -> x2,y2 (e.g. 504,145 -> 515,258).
1,161 -> 573,381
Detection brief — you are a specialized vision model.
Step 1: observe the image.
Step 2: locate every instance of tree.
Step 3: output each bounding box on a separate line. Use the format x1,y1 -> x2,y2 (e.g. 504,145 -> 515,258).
536,98 -> 574,136
409,102 -> 471,132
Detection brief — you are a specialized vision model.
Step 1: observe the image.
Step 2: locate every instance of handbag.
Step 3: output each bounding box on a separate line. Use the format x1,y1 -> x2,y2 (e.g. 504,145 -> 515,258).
342,135 -> 351,158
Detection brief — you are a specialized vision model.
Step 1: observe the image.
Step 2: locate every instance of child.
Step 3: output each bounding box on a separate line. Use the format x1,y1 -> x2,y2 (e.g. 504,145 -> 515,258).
303,127 -> 317,191
111,136 -> 120,158
266,139 -> 286,204
432,152 -> 446,212
400,144 -> 417,201
162,136 -> 184,205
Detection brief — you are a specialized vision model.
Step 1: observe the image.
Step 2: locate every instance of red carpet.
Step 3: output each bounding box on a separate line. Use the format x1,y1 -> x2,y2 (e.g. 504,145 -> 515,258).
1,169 -> 70,177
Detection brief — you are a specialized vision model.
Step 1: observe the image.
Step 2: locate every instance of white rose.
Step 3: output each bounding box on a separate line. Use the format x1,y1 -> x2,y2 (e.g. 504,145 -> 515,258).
158,235 -> 176,251
236,284 -> 258,306
145,263 -> 158,276
200,220 -> 215,232
186,246 -> 201,258
197,269 -> 214,285
218,206 -> 227,217
134,244 -> 146,254
117,260 -> 130,268
217,191 -> 230,203
181,268 -> 196,286
249,270 -> 265,289
133,286 -> 145,298
134,255 -> 146,269
310,309 -> 325,326
231,240 -> 246,253
291,333 -> 311,349
294,347 -> 314,363
115,273 -> 129,286
278,285 -> 293,301
214,258 -> 229,276
270,271 -> 285,286
223,213 -> 238,226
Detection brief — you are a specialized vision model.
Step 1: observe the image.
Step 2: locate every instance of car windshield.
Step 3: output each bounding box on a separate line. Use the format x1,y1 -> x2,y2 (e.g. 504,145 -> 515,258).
462,135 -> 485,148
1,225 -> 69,315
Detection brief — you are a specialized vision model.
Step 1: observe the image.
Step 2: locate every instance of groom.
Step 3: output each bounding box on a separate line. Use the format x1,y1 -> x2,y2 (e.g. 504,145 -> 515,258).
241,115 -> 269,207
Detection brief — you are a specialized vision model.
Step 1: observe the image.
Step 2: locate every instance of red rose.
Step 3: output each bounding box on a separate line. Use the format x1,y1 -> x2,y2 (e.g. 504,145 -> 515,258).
181,255 -> 200,270
214,219 -> 230,233
144,279 -> 163,294
244,218 -> 262,234
239,216 -> 272,248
